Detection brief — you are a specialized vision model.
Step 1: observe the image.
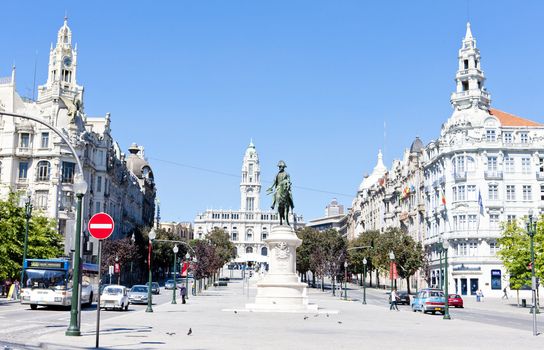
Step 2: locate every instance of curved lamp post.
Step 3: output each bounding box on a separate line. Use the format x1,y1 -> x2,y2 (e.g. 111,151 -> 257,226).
184,252 -> 191,300
20,188 -> 33,286
66,173 -> 88,336
172,245 -> 179,304
362,258 -> 367,305
442,239 -> 451,320
146,228 -> 156,313
389,251 -> 395,293
526,210 -> 538,336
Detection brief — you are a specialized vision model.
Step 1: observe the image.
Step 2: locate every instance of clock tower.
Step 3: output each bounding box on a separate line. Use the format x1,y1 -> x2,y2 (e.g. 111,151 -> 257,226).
240,140 -> 261,212
38,17 -> 84,103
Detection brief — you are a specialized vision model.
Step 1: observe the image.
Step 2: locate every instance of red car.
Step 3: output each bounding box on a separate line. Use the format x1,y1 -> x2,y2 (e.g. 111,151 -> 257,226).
448,294 -> 464,308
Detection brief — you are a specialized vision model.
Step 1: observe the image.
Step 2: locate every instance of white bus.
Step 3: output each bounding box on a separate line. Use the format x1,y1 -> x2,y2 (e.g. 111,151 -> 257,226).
20,258 -> 98,310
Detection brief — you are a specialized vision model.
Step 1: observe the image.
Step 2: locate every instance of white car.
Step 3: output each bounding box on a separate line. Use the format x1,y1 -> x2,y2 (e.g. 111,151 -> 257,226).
100,285 -> 129,311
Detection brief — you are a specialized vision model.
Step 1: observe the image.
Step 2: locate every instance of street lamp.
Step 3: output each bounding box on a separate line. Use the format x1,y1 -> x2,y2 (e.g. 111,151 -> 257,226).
185,252 -> 190,300
389,251 -> 395,293
130,234 -> 135,287
146,228 -> 156,313
66,173 -> 88,336
526,210 -> 538,336
115,256 -> 119,285
344,261 -> 348,300
172,245 -> 179,304
362,258 -> 367,305
20,188 -> 33,286
442,239 -> 451,320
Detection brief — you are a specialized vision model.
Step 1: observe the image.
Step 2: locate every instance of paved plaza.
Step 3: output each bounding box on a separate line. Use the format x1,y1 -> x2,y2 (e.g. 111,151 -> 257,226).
0,279 -> 534,350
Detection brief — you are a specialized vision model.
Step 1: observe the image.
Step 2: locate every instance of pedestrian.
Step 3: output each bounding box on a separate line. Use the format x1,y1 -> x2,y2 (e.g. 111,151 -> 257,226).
12,280 -> 20,300
390,288 -> 400,311
180,286 -> 187,304
479,289 -> 484,302
502,287 -> 508,300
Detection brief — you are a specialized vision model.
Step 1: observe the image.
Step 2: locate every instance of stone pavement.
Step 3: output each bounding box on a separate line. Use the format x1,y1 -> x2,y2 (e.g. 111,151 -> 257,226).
19,279 -> 544,349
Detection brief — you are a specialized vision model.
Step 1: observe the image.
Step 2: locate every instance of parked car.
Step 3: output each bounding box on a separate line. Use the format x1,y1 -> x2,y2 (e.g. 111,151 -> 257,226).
128,285 -> 149,304
397,291 -> 411,305
411,288 -> 446,314
100,285 -> 129,311
146,282 -> 160,294
164,279 -> 183,290
448,294 -> 464,308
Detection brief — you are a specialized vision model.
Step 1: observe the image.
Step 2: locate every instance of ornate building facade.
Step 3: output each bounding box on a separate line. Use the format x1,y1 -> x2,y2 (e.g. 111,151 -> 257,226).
0,19 -> 156,262
348,23 -> 544,297
194,141 -> 304,263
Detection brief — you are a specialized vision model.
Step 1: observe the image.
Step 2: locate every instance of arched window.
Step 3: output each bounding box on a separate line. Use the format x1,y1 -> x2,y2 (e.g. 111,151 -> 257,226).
246,229 -> 253,241
261,247 -> 268,256
36,161 -> 51,181
246,246 -> 253,254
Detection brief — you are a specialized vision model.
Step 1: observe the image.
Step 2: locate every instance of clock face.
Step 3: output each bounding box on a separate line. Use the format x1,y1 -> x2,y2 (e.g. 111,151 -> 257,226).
63,56 -> 72,67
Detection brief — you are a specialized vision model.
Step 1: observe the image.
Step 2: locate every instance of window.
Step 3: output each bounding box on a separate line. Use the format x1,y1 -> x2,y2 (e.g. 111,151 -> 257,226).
458,215 -> 467,230
97,176 -> 102,193
61,162 -> 75,183
36,161 -> 50,181
488,184 -> 498,200
246,230 -> 253,241
463,60 -> 469,69
506,185 -> 516,201
261,247 -> 268,256
467,185 -> 476,200
95,201 -> 101,213
507,215 -> 516,223
40,132 -> 49,148
462,81 -> 469,91
246,197 -> 254,211
490,242 -> 499,255
97,150 -> 104,166
35,190 -> 48,210
232,232 -> 238,241
469,242 -> 478,256
541,185 -> 544,201
457,185 -> 466,201
503,132 -> 513,143
60,191 -> 73,211
468,215 -> 477,230
490,214 -> 499,228
19,133 -> 30,148
504,157 -> 515,173
245,246 -> 253,254
522,157 -> 531,174
520,132 -> 529,144
261,232 -> 267,240
523,185 -> 532,201
487,156 -> 498,171
62,69 -> 72,83
486,130 -> 496,142
249,163 -> 254,174
458,243 -> 468,256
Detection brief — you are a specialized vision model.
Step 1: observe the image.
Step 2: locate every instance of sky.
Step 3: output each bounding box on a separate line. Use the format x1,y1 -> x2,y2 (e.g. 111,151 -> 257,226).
2,1 -> 544,223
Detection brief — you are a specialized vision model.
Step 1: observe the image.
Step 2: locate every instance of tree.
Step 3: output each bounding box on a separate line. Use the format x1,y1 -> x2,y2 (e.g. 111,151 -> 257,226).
101,237 -> 140,283
0,192 -> 64,281
348,230 -> 379,286
296,227 -> 317,284
207,228 -> 236,266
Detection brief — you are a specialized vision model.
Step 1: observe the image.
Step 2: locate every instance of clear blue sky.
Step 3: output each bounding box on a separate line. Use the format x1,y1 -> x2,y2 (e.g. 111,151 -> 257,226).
2,1 -> 544,222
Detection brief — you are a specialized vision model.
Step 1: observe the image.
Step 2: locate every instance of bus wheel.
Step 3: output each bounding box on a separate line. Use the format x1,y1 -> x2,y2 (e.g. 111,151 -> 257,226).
30,304 -> 38,310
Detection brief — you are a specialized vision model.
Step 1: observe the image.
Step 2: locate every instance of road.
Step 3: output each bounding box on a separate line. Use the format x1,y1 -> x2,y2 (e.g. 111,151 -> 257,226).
0,287 -> 175,348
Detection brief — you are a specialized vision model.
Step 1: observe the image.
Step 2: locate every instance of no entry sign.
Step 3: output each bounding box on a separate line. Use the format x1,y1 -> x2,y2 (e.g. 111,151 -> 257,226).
88,213 -> 115,240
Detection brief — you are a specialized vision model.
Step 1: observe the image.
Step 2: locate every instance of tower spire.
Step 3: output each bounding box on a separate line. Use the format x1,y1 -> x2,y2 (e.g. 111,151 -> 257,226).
450,22 -> 491,111
240,141 -> 261,211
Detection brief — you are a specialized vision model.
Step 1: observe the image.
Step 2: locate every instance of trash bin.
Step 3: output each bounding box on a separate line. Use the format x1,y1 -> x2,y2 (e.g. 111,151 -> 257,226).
522,299 -> 527,307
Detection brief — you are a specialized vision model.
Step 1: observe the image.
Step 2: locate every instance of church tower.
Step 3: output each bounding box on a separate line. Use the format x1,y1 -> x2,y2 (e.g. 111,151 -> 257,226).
240,140 -> 261,211
37,17 -> 84,103
450,23 -> 491,111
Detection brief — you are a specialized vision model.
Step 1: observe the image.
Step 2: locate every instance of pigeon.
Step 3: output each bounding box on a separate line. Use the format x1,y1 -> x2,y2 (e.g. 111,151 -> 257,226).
313,314 -> 319,318
166,332 -> 176,336
337,321 -> 342,324
187,328 -> 192,336
303,316 -> 308,320
326,314 -> 329,318
272,301 -> 276,304
234,310 -> 238,314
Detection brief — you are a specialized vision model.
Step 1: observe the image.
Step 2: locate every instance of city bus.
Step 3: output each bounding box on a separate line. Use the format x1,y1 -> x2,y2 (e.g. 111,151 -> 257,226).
20,258 -> 99,310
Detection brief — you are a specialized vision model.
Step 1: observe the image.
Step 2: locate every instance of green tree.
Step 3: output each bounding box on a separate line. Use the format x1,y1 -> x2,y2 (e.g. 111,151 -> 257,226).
347,231 -> 378,286
0,192 -> 64,281
207,228 -> 236,266
296,227 -> 318,284
101,237 -> 140,283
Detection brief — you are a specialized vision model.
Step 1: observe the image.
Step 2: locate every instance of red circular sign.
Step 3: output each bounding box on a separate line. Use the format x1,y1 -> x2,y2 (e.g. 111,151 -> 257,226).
88,213 -> 115,240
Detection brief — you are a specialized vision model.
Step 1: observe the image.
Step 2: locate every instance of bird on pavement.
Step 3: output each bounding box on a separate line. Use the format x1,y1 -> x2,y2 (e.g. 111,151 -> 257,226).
187,328 -> 192,336
234,310 -> 238,314
303,316 -> 308,320
313,314 -> 319,317
337,321 -> 342,324
166,332 -> 176,336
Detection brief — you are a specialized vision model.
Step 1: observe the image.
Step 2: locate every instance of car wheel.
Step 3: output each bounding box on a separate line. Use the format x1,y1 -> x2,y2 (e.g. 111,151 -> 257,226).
431,311 -> 436,315
30,304 -> 38,310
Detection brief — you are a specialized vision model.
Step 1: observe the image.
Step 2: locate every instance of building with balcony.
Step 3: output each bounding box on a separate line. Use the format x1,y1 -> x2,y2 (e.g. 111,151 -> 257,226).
307,198 -> 348,235
194,141 -> 304,263
0,19 -> 156,262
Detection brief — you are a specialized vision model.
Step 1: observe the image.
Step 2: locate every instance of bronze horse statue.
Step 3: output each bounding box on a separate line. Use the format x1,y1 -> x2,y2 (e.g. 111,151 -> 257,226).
274,178 -> 294,226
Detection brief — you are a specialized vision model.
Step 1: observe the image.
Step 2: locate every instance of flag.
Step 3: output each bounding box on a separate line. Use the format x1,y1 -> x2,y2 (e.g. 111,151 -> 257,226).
441,189 -> 446,205
478,190 -> 484,215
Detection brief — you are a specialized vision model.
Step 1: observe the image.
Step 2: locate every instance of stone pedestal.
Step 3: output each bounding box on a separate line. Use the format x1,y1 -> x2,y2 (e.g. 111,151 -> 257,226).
246,225 -> 318,312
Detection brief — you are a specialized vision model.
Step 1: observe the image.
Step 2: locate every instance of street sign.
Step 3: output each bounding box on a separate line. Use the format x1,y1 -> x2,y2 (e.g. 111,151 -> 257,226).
88,213 -> 115,240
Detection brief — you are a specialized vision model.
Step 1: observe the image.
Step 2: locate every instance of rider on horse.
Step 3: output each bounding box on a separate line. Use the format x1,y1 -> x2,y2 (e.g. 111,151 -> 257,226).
267,160 -> 294,225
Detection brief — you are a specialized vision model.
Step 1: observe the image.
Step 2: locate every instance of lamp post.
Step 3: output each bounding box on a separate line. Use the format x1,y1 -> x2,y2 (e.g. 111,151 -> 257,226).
362,258 -> 367,305
442,239 -> 451,320
389,251 -> 395,293
20,188 -> 33,286
115,256 -> 119,285
172,245 -> 178,304
185,252 -> 190,300
526,210 -> 538,336
146,228 -> 156,313
130,234 -> 135,287
66,174 -> 88,336
344,261 -> 348,300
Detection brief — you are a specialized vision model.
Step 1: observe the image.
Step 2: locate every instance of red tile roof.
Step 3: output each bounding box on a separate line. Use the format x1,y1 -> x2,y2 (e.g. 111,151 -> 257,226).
489,108 -> 542,127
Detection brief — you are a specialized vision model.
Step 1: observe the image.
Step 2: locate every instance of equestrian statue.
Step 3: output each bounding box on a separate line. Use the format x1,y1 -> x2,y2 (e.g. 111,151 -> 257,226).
267,160 -> 295,226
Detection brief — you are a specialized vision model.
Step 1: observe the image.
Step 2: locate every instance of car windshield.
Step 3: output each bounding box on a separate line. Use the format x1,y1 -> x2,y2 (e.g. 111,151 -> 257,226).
166,280 -> 174,284
131,286 -> 147,293
430,291 -> 444,297
104,287 -> 123,295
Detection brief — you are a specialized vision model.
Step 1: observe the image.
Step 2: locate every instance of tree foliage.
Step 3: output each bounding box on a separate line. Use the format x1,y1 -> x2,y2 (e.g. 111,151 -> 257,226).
0,192 -> 64,281
101,237 -> 140,276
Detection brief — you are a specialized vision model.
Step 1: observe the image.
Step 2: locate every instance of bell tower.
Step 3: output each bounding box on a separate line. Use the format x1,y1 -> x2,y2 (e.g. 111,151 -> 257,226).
240,140 -> 261,211
38,17 -> 84,102
450,23 -> 491,111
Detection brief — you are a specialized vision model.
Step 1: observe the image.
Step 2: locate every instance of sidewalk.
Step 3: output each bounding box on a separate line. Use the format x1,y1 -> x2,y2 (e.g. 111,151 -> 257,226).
24,279 -> 544,349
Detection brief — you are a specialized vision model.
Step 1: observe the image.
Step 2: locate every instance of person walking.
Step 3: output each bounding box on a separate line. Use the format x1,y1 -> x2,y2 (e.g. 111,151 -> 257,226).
502,287 -> 508,300
180,285 -> 187,304
390,288 -> 400,311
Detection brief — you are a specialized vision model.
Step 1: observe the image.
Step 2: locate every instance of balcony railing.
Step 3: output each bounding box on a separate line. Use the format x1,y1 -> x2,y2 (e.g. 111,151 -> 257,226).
484,170 -> 503,180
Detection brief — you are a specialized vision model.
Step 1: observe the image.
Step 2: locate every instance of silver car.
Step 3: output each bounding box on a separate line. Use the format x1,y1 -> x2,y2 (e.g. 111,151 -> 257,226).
128,285 -> 149,304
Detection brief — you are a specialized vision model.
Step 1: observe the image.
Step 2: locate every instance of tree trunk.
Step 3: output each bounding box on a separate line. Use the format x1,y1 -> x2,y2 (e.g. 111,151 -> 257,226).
406,277 -> 411,294
332,278 -> 336,296
321,276 -> 324,292
517,290 -> 520,307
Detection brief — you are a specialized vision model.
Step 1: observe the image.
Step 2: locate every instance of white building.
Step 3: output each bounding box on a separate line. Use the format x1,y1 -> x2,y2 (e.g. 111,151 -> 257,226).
194,141 -> 304,263
307,198 -> 347,235
0,19 -> 156,262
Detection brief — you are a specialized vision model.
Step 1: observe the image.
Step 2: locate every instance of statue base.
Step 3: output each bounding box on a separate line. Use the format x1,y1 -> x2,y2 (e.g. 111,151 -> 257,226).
245,224 -> 318,313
